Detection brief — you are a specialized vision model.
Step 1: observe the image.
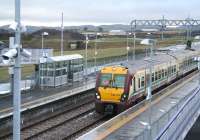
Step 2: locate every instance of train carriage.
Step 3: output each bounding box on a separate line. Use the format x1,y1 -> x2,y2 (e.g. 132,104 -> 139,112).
95,48 -> 200,114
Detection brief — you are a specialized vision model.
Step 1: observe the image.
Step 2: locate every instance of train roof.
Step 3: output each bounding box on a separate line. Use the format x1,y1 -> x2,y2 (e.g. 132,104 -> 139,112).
119,43 -> 200,73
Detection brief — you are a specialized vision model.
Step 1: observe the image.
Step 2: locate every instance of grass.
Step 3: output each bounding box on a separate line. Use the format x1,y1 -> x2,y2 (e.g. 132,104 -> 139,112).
0,36 -> 187,83
53,37 -> 186,59
0,65 -> 35,83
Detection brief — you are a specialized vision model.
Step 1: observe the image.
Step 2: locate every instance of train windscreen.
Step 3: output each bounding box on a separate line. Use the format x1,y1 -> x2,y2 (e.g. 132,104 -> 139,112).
99,73 -> 112,87
113,74 -> 126,88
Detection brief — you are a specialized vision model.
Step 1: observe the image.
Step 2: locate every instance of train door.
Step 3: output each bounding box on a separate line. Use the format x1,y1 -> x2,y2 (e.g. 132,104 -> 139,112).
128,75 -> 134,98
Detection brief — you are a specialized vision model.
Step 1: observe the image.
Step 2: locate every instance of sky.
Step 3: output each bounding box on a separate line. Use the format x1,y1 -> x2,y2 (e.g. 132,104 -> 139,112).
0,0 -> 200,26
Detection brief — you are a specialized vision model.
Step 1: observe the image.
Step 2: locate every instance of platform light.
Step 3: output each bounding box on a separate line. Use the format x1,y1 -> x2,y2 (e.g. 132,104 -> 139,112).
41,32 -> 49,57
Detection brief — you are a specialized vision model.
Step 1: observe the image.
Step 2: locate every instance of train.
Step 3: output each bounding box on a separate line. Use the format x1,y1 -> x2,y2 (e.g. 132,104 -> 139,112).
95,46 -> 200,114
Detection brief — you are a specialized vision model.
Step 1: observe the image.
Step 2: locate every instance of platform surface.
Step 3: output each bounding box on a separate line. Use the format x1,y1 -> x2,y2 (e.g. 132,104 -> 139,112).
0,77 -> 95,119
78,73 -> 199,140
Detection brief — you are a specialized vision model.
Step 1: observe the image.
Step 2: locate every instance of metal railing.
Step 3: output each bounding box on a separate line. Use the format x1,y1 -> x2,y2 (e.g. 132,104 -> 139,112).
135,86 -> 200,140
155,87 -> 200,140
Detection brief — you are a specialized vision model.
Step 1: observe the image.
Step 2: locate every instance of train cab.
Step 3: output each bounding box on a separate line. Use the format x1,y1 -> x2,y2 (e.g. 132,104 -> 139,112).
95,66 -> 132,114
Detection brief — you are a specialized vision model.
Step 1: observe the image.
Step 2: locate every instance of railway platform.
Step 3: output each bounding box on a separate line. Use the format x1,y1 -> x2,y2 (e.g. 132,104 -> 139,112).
0,78 -> 95,119
78,73 -> 200,140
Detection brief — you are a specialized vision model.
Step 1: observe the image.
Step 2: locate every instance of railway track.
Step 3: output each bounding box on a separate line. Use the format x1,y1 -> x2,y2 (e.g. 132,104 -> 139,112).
0,89 -> 95,139
2,101 -> 107,140
0,70 -> 198,140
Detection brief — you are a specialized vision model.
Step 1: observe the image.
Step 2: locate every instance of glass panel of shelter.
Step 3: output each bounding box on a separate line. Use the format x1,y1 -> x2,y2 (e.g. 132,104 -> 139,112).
39,57 -> 83,87
70,58 -> 84,82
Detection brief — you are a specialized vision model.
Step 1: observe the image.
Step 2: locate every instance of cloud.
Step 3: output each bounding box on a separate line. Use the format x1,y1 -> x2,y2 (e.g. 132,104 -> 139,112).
0,0 -> 200,26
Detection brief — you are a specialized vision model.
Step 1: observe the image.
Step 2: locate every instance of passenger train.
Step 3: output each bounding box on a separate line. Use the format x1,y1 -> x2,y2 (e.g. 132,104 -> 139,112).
95,47 -> 200,114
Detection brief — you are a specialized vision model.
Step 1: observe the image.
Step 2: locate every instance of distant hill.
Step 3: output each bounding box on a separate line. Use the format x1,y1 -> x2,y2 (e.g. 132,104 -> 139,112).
30,28 -> 85,40
0,24 -> 133,34
1,24 -> 200,34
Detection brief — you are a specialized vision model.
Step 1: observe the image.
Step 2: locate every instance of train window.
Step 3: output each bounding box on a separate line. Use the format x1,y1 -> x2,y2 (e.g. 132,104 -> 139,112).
155,72 -> 158,81
141,76 -> 145,87
162,69 -> 164,78
152,73 -> 155,82
171,66 -> 173,74
174,66 -> 176,73
100,73 -> 112,87
165,69 -> 167,77
171,66 -> 173,73
138,78 -> 141,89
168,67 -> 170,75
158,70 -> 161,79
113,74 -> 126,88
189,59 -> 191,65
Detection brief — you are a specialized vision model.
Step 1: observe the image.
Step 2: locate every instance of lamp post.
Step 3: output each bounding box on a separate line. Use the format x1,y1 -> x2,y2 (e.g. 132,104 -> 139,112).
41,32 -> 48,90
41,32 -> 48,57
140,38 -> 156,138
141,38 -> 156,100
61,12 -> 64,56
130,20 -> 136,61
94,33 -> 98,73
133,32 -> 136,61
126,32 -> 130,61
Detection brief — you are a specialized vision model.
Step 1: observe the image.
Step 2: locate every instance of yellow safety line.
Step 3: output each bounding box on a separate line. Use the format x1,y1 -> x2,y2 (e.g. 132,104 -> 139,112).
95,73 -> 197,140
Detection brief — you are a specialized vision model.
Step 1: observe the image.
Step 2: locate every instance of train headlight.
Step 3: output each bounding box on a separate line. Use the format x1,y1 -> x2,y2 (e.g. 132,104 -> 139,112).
95,92 -> 101,100
121,93 -> 127,102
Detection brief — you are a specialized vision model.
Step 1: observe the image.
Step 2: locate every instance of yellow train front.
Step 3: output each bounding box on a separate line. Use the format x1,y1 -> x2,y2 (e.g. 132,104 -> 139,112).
95,66 -> 133,114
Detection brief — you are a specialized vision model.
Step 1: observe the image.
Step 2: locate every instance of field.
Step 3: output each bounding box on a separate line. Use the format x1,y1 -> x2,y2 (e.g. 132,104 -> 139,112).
53,36 -> 186,57
0,35 -> 187,83
0,65 -> 35,83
